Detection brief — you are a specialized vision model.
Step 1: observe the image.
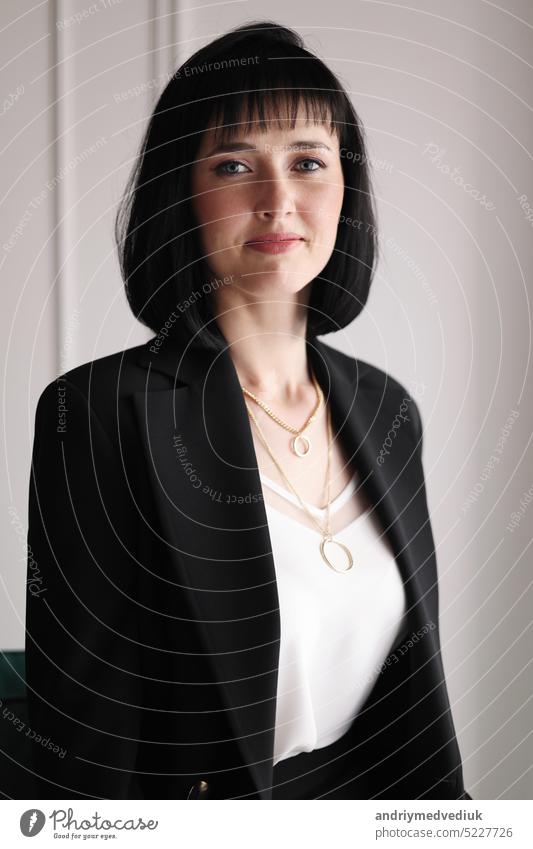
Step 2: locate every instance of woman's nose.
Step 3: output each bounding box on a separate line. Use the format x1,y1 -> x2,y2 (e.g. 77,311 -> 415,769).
253,175 -> 296,219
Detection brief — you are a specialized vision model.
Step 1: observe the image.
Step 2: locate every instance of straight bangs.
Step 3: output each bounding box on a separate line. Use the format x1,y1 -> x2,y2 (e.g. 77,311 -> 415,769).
199,72 -> 344,147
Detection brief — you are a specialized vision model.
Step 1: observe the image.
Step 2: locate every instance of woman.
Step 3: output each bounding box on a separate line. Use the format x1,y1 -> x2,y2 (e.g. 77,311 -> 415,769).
25,20 -> 471,800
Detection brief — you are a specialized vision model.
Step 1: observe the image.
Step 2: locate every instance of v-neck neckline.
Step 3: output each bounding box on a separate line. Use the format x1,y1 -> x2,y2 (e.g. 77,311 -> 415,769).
259,470 -> 359,516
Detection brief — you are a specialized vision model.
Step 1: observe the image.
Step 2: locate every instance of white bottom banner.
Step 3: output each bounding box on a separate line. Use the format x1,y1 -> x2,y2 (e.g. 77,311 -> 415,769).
0,800 -> 531,848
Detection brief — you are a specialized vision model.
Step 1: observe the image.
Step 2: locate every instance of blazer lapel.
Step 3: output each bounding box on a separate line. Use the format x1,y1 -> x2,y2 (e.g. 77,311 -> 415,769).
133,335 -> 431,798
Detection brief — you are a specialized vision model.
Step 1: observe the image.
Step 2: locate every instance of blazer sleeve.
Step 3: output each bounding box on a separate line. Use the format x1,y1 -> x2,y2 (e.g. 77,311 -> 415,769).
408,392 -> 474,803
25,378 -> 142,798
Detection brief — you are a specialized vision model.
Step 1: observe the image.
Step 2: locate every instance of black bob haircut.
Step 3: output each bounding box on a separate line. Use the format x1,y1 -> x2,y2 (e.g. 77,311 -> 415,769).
115,20 -> 378,352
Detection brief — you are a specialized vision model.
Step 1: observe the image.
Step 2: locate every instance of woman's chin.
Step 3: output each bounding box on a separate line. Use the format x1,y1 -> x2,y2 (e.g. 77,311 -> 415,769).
234,270 -> 314,295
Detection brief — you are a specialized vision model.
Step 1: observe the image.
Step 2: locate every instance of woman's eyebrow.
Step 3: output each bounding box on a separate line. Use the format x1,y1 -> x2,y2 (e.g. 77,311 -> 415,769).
204,140 -> 333,156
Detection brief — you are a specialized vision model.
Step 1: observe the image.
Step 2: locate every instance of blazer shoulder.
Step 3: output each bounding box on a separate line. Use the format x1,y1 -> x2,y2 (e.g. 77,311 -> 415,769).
36,341 -> 149,406
319,339 -> 418,399
318,340 -> 423,443
359,358 -> 419,402
32,343 -> 152,448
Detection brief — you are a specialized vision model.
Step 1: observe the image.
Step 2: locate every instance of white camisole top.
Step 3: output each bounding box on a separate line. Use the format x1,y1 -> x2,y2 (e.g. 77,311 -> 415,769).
260,469 -> 408,766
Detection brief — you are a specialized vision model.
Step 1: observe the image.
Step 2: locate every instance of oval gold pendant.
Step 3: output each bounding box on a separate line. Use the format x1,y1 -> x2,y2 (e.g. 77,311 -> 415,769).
292,434 -> 311,457
320,536 -> 354,573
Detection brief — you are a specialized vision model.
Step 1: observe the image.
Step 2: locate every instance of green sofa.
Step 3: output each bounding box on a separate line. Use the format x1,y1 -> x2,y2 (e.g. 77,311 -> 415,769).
0,650 -> 38,798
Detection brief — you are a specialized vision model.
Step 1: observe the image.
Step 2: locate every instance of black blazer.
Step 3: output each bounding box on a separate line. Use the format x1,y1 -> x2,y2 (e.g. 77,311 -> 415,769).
25,334 -> 471,800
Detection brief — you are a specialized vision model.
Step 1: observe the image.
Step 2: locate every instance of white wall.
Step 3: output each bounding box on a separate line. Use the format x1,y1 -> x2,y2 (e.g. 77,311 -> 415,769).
1,0 -> 532,799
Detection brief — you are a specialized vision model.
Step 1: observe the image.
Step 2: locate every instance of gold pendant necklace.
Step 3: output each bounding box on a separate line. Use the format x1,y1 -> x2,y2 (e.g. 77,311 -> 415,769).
244,401 -> 354,574
241,371 -> 323,458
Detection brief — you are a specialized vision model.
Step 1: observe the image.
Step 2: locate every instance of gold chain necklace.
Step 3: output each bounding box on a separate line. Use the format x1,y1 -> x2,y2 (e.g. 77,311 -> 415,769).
240,371 -> 323,457
244,401 -> 354,574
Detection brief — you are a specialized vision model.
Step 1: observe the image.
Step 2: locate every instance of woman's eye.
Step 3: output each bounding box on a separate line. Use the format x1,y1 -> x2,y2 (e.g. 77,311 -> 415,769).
215,160 -> 249,176
295,158 -> 325,172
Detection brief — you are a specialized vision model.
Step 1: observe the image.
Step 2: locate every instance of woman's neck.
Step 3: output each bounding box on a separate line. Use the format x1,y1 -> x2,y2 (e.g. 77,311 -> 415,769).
214,297 -> 313,402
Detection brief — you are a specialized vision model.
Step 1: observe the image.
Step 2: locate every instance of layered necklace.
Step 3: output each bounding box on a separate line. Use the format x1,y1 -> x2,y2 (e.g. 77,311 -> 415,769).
241,375 -> 354,574
241,370 -> 322,458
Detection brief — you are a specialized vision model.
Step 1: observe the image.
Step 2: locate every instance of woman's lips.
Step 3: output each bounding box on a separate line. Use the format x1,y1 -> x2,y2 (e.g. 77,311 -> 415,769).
244,236 -> 304,254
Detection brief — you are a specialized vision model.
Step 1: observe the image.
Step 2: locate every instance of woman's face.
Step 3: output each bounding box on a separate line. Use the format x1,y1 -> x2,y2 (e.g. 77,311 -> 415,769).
189,106 -> 345,299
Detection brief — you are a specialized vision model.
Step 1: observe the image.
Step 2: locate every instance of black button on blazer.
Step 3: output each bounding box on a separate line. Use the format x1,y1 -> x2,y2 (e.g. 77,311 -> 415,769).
25,334 -> 471,800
